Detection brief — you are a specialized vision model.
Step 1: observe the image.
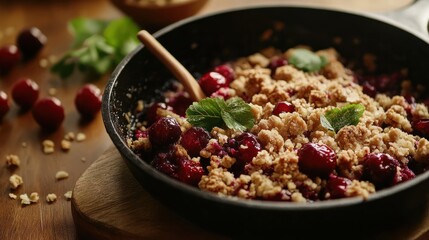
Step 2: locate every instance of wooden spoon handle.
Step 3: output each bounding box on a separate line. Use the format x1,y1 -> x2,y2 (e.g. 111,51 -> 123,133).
137,30 -> 206,102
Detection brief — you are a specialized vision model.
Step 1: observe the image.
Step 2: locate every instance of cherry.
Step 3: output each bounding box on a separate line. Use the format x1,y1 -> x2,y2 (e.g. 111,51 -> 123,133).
180,127 -> 210,157
148,117 -> 182,146
0,45 -> 21,73
211,87 -> 230,99
362,153 -> 399,188
75,84 -> 102,117
362,81 -> 377,98
151,148 -> 179,179
166,93 -> 193,117
32,97 -> 65,131
413,119 -> 429,137
268,56 -> 288,73
228,132 -> 261,163
213,64 -> 234,84
11,78 -> 39,109
272,101 -> 295,116
146,102 -> 173,125
177,157 -> 205,186
16,27 -> 47,58
326,174 -> 352,199
298,143 -> 336,178
393,165 -> 415,185
198,72 -> 227,96
0,91 -> 10,119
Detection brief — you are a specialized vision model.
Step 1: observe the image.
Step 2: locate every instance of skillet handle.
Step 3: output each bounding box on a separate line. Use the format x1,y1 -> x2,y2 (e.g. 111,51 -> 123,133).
382,0 -> 429,38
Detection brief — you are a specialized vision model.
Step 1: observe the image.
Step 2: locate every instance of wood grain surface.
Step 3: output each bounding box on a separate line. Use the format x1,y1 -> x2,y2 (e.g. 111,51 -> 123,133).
0,0 -> 414,239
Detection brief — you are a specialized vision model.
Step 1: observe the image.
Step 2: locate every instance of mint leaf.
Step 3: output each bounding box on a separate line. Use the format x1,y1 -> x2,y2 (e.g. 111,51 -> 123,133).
288,48 -> 327,72
222,97 -> 255,131
69,18 -> 109,48
186,97 -> 255,131
320,103 -> 365,133
51,17 -> 139,79
186,98 -> 226,131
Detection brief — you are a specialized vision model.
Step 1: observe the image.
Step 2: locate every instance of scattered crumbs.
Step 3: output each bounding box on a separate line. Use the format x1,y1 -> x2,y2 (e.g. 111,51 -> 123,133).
81,157 -> 86,162
76,133 -> 86,142
39,58 -> 49,68
29,192 -> 39,203
6,154 -> 20,168
126,93 -> 132,99
9,174 -> 23,189
64,191 -> 72,200
61,139 -> 71,151
21,142 -> 27,148
9,193 -> 17,200
55,171 -> 69,180
46,193 -> 57,203
20,194 -> 31,205
42,140 -> 55,154
64,132 -> 75,141
48,88 -> 57,96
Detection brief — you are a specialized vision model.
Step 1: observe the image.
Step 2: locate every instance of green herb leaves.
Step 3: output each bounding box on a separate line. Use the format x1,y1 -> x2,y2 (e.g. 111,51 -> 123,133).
320,103 -> 365,133
186,97 -> 255,131
51,17 -> 140,79
288,48 -> 327,72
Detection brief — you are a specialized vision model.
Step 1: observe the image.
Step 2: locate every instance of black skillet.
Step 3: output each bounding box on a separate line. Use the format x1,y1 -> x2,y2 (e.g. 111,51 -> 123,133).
102,1 -> 429,238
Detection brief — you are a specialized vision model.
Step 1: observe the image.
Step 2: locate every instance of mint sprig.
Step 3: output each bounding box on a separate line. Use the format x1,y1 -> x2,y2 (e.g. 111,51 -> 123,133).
288,48 -> 327,72
320,103 -> 365,133
186,97 -> 255,131
51,17 -> 140,79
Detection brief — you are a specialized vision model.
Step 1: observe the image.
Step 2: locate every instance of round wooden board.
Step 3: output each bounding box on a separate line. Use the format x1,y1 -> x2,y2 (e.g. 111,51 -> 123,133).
72,146 -> 429,239
71,146 -> 226,239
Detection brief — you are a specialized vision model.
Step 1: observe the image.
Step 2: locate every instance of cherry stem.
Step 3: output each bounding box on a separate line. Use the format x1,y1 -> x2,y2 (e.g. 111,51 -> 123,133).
137,30 -> 206,102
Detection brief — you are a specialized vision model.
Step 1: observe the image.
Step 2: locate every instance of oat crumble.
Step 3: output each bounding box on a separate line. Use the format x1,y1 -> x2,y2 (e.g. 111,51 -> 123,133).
128,47 -> 429,203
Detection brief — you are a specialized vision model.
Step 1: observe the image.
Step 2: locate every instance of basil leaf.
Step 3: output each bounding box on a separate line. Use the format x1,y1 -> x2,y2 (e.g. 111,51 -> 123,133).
321,103 -> 365,133
186,97 -> 255,131
288,48 -> 327,72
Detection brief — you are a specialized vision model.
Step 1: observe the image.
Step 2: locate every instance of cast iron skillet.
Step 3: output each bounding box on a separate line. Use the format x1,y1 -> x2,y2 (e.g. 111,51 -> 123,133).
103,2 -> 429,238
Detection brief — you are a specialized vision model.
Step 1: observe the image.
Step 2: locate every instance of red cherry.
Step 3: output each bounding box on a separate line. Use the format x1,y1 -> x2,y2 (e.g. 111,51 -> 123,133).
272,101 -> 295,116
198,72 -> 227,96
0,91 -> 10,119
32,97 -> 65,131
17,27 -> 47,58
0,45 -> 21,73
149,117 -> 182,146
75,84 -> 102,117
213,64 -> 234,84
11,78 -> 40,109
298,143 -> 336,178
268,56 -> 288,73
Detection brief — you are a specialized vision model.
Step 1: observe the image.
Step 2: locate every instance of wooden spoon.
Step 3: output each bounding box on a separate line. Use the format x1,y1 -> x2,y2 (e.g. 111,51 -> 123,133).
137,30 -> 206,101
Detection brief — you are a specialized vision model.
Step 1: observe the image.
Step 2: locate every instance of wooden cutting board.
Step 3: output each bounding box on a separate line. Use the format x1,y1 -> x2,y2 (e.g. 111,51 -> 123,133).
72,146 -> 429,239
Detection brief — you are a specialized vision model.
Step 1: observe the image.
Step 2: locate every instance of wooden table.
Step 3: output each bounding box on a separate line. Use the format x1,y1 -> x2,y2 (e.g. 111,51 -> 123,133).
0,0 -> 413,239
